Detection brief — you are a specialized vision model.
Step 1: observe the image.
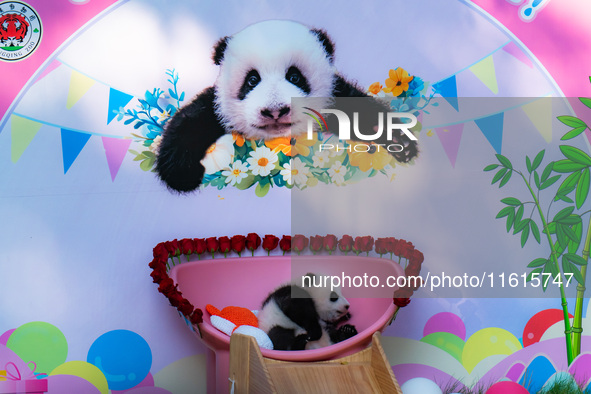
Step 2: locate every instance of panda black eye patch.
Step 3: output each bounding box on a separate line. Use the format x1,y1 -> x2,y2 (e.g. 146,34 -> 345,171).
238,69 -> 261,100
286,66 -> 311,94
330,291 -> 339,302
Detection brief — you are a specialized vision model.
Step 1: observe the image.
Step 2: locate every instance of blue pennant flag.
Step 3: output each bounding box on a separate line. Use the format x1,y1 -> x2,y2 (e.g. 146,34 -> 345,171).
474,112 -> 504,154
433,76 -> 459,112
61,128 -> 91,174
107,88 -> 134,124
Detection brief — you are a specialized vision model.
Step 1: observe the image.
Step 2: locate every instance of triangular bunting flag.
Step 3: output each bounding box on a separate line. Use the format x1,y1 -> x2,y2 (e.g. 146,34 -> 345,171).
475,112 -> 504,154
433,76 -> 459,111
11,115 -> 42,163
34,59 -> 62,84
522,98 -> 552,142
107,88 -> 134,124
61,128 -> 91,174
435,123 -> 464,168
66,70 -> 95,110
102,137 -> 132,181
502,42 -> 533,68
469,55 -> 499,94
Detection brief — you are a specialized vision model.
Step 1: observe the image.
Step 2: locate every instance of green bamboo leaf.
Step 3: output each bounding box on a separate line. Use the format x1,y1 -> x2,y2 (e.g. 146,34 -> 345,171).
484,164 -> 499,172
526,267 -> 543,282
499,170 -> 512,187
492,168 -> 508,185
562,224 -> 579,243
576,167 -> 590,209
255,182 -> 271,197
506,209 -> 515,233
564,253 -> 588,266
556,194 -> 574,204
530,221 -> 541,243
562,259 -> 584,285
501,197 -> 521,206
514,217 -> 528,234
526,156 -> 532,174
556,224 -> 568,249
532,150 -> 545,171
553,160 -> 588,173
528,258 -> 547,268
541,161 -> 553,182
561,126 -> 587,141
560,145 -> 591,166
559,214 -> 582,225
521,224 -> 530,247
556,171 -> 580,198
544,222 -> 556,235
540,175 -> 560,190
496,154 -> 512,169
553,206 -> 575,222
581,97 -> 591,109
569,221 -> 583,254
557,115 -> 587,128
515,204 -> 524,223
534,171 -> 541,190
496,206 -> 514,219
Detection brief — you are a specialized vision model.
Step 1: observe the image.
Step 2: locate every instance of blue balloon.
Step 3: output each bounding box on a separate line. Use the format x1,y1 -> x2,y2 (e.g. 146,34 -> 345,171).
87,330 -> 152,391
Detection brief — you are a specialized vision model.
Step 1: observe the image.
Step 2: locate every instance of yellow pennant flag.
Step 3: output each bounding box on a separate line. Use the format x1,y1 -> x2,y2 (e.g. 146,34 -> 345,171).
66,70 -> 95,109
522,97 -> 552,142
469,55 -> 498,95
11,115 -> 43,163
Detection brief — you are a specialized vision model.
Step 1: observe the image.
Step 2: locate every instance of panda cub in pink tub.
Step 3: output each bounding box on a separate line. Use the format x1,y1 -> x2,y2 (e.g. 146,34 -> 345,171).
155,20 -> 418,192
257,273 -> 357,350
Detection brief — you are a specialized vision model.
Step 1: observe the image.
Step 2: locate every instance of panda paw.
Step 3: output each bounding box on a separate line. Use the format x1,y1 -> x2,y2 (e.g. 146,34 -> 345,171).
338,324 -> 358,340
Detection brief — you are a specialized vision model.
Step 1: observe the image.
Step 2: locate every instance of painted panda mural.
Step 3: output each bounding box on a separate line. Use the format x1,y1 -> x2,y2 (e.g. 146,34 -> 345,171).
155,20 -> 419,193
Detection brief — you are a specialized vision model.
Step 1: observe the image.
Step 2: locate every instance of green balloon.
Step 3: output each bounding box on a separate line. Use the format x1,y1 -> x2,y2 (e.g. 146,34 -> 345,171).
6,322 -> 68,374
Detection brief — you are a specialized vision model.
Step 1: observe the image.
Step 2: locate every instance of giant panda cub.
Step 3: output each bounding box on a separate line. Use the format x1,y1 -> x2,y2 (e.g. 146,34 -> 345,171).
155,20 -> 419,193
257,273 -> 357,351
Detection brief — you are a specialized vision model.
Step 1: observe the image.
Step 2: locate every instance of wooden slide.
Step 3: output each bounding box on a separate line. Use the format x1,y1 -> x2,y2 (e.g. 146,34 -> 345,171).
228,332 -> 402,393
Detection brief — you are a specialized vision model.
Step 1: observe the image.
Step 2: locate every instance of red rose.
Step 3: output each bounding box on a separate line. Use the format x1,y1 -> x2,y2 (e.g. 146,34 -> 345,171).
150,265 -> 168,284
409,249 -> 424,265
279,235 -> 291,254
394,298 -> 411,308
205,237 -> 219,257
193,238 -> 207,257
375,238 -> 389,256
338,235 -> 354,253
262,234 -> 279,255
168,291 -> 184,308
309,235 -> 324,254
394,287 -> 413,299
399,239 -> 414,259
158,278 -> 176,296
153,243 -> 169,261
180,238 -> 193,255
246,233 -> 261,256
164,239 -> 180,256
323,234 -> 338,254
190,309 -> 204,325
231,235 -> 246,256
218,236 -> 231,256
292,234 -> 309,254
148,258 -> 166,270
353,236 -> 374,255
177,299 -> 194,316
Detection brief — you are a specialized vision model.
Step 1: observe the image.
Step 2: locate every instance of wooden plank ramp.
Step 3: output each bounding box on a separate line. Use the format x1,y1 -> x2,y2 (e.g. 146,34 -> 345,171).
228,332 -> 402,394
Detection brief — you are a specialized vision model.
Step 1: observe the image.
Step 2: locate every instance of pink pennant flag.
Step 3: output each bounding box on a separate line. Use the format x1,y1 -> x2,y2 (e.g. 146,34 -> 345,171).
435,123 -> 465,168
502,42 -> 533,68
34,59 -> 62,84
102,137 -> 132,181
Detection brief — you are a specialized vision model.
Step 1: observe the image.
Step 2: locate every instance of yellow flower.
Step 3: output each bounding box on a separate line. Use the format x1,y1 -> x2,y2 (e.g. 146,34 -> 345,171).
383,67 -> 413,97
368,82 -> 383,95
232,132 -> 245,147
347,142 -> 391,172
292,133 -> 319,157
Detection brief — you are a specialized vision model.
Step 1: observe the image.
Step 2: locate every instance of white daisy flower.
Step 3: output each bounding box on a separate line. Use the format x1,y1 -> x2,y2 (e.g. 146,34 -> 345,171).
246,146 -> 278,177
201,134 -> 234,174
312,150 -> 330,168
222,160 -> 249,186
328,141 -> 347,158
328,160 -> 347,185
291,157 -> 310,186
280,162 -> 293,185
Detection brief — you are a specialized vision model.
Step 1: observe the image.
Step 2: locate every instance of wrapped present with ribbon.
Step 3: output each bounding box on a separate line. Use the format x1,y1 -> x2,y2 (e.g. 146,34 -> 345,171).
0,362 -> 48,394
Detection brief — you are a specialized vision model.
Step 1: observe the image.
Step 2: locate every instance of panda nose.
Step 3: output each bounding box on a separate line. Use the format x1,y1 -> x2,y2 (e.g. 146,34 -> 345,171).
345,305 -> 350,310
261,106 -> 290,120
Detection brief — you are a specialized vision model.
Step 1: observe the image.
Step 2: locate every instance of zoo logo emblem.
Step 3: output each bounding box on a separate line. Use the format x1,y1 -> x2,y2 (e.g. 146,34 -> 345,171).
0,1 -> 42,62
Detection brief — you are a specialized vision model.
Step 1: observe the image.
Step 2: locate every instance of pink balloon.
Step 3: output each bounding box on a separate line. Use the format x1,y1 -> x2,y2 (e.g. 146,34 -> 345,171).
486,381 -> 529,394
46,375 -> 101,394
112,372 -> 155,393
0,329 -> 15,346
423,312 -> 466,340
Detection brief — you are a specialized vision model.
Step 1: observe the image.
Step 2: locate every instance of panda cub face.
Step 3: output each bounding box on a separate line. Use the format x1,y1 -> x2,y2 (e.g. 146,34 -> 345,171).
303,277 -> 351,323
213,20 -> 336,140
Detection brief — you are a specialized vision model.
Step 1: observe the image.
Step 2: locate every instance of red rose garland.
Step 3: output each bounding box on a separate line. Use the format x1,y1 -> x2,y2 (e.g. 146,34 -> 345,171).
149,233 -> 424,327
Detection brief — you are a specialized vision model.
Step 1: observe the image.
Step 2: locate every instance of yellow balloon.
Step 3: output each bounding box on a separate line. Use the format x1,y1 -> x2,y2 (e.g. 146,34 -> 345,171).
462,327 -> 522,373
50,361 -> 109,394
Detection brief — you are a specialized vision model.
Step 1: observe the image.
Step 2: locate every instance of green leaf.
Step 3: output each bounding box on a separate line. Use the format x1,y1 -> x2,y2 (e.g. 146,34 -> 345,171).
561,126 -> 587,141
526,156 -> 532,173
562,224 -> 579,243
140,157 -> 155,171
514,217 -> 528,234
534,171 -> 541,190
496,206 -> 514,219
527,258 -> 548,268
532,150 -> 545,172
492,168 -> 508,185
526,267 -> 543,282
559,214 -> 582,226
564,253 -> 587,266
576,167 -> 590,209
556,171 -> 580,198
562,258 -> 585,285
560,145 -> 591,166
499,170 -> 512,187
515,204 -> 524,223
484,164 -> 499,172
553,206 -> 575,222
255,182 -> 271,197
496,154 -> 513,169
540,175 -> 560,190
557,115 -> 587,128
521,224 -> 530,247
544,222 -> 556,235
579,97 -> 591,109
541,161 -> 553,182
553,160 -> 588,173
556,224 -> 568,249
234,174 -> 255,190
506,209 -> 515,232
501,197 -> 521,206
530,221 -> 541,243
569,221 -> 583,254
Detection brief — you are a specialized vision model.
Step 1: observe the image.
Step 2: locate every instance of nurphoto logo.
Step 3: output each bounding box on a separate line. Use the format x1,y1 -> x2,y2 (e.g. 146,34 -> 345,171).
0,1 -> 42,62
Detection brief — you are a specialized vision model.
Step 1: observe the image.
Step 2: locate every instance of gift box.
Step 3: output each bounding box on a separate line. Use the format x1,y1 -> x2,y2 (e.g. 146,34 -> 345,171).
0,379 -> 48,394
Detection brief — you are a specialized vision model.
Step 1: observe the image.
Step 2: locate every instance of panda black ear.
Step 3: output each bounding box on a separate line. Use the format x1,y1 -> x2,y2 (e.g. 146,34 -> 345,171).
212,36 -> 230,65
310,29 -> 335,63
302,273 -> 317,287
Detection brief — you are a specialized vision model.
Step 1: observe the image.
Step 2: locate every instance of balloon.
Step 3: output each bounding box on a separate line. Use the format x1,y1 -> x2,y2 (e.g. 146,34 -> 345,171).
46,374 -> 102,394
462,328 -> 521,373
486,381 -> 528,394
423,312 -> 466,340
87,330 -> 152,391
401,377 -> 443,394
6,322 -> 67,374
0,329 -> 15,346
420,332 -> 465,363
50,360 -> 109,394
522,309 -> 571,347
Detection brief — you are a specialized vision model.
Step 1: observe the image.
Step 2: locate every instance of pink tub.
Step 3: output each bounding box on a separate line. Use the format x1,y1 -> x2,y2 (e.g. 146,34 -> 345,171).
169,255 -> 404,393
